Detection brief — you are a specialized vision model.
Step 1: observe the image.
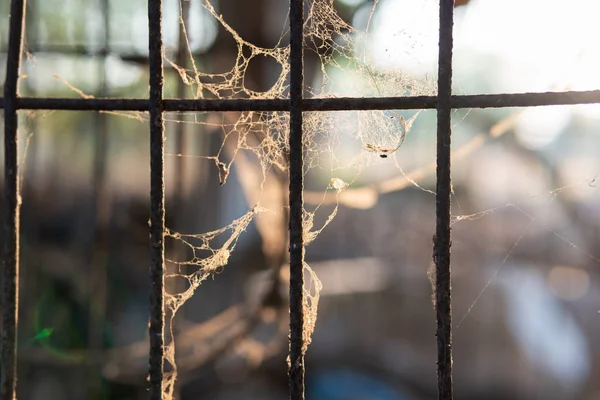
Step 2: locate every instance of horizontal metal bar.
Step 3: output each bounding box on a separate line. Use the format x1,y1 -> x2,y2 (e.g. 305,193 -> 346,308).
0,89 -> 599,111
166,98 -> 289,112
305,96 -> 437,110
452,90 -> 600,108
13,97 -> 150,111
10,97 -> 286,111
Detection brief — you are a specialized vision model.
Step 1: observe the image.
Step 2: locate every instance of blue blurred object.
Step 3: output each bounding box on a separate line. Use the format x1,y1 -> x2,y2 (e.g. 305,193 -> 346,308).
308,368 -> 416,400
499,265 -> 590,392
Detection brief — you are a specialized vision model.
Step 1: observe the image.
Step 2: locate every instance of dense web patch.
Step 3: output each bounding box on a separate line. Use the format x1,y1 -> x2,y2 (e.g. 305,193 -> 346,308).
164,0 -> 437,173
164,207 -> 265,313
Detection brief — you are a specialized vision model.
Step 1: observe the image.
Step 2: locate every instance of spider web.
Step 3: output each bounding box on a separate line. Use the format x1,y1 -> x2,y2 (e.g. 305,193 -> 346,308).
23,0 -> 600,397
155,1 -> 436,396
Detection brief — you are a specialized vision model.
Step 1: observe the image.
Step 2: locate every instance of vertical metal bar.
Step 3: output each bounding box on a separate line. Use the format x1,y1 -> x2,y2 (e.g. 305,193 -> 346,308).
288,0 -> 305,399
2,1 -> 26,400
434,1 -> 454,399
87,0 -> 110,397
148,0 -> 165,398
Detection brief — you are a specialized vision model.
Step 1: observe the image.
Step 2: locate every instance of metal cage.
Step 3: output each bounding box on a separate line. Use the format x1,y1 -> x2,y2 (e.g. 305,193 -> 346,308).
2,0 -> 600,399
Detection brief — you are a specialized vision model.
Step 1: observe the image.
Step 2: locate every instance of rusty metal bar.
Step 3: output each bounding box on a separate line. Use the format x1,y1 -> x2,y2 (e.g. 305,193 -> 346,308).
288,0 -> 305,398
2,1 -> 26,400
1,89 -> 599,111
1,1 -> 600,399
147,0 -> 166,398
434,1 -> 454,399
450,90 -> 600,109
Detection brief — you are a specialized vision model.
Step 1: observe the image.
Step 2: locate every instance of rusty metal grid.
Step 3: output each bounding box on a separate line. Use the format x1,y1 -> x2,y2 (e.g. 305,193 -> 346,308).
2,0 -> 600,399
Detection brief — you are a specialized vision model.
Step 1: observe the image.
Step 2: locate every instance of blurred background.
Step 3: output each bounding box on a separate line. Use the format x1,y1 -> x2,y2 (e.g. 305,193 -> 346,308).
1,0 -> 600,399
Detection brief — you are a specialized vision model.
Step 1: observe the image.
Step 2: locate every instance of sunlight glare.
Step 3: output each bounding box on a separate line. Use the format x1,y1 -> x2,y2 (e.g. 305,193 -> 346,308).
514,106 -> 571,150
368,0 -> 600,94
